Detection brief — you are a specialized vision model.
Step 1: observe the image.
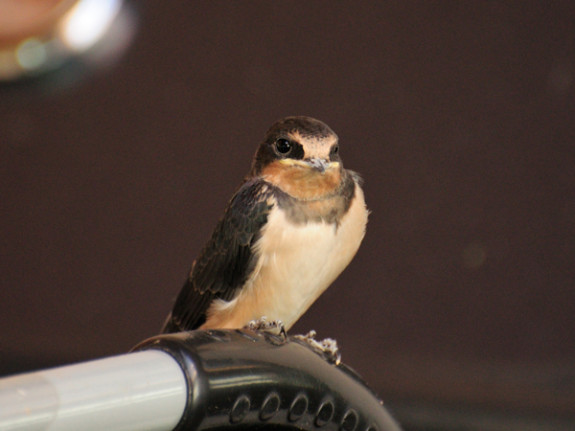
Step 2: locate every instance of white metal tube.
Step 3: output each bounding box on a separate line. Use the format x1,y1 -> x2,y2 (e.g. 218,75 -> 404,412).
0,350 -> 187,431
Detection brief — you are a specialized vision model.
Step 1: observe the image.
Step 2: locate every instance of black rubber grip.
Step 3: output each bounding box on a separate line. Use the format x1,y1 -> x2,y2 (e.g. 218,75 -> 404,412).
133,329 -> 401,431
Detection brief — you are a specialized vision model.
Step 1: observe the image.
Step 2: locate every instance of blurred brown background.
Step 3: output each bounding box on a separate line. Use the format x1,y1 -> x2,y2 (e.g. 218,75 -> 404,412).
1,1 -> 574,429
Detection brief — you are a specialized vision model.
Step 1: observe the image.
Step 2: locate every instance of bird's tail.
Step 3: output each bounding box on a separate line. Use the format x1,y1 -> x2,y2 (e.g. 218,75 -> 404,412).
161,312 -> 178,333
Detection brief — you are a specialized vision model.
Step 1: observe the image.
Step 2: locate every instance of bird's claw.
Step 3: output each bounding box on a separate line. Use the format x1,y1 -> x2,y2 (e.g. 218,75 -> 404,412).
293,330 -> 341,364
245,316 -> 287,339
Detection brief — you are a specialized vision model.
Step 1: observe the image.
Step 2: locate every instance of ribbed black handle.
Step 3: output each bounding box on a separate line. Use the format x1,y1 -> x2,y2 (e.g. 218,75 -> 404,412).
133,329 -> 401,431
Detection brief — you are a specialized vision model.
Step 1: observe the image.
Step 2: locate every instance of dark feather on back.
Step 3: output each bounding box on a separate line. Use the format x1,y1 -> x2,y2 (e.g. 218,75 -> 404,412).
163,178 -> 273,332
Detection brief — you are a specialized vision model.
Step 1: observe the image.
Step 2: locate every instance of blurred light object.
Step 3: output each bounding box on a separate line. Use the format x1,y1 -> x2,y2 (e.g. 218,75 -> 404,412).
16,37 -> 48,71
58,0 -> 122,52
0,0 -> 135,82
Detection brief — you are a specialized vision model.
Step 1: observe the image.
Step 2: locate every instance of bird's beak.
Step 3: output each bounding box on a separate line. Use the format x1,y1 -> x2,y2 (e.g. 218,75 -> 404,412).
278,158 -> 339,172
305,158 -> 330,173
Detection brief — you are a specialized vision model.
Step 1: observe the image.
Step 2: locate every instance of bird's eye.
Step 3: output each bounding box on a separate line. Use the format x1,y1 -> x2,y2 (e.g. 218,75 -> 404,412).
330,144 -> 339,156
275,139 -> 292,155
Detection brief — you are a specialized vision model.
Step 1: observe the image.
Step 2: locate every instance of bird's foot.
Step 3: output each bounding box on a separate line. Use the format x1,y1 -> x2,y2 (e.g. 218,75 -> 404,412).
245,316 -> 287,339
293,330 -> 341,364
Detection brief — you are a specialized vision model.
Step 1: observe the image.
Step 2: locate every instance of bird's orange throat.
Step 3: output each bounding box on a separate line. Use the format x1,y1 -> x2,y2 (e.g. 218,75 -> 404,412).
260,160 -> 343,200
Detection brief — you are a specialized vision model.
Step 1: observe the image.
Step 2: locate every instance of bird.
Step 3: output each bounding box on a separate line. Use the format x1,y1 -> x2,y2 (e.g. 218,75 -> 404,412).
162,116 -> 368,333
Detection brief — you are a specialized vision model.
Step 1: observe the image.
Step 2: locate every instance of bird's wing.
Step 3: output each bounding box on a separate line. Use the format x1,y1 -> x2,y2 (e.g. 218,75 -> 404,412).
163,178 -> 273,332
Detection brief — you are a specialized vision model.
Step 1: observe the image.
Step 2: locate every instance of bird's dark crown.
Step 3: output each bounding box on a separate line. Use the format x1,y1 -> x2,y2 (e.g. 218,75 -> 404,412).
266,116 -> 336,140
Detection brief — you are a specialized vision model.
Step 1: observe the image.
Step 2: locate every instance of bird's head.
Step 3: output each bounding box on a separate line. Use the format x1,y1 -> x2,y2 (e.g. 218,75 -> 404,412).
252,116 -> 341,175
251,117 -> 344,199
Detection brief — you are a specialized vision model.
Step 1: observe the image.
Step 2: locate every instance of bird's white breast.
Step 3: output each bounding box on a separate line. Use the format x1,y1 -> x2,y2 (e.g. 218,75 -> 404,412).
203,182 -> 368,330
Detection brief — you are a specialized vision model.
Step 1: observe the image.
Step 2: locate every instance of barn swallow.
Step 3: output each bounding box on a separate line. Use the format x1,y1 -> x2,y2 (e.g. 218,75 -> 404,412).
162,116 -> 368,333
